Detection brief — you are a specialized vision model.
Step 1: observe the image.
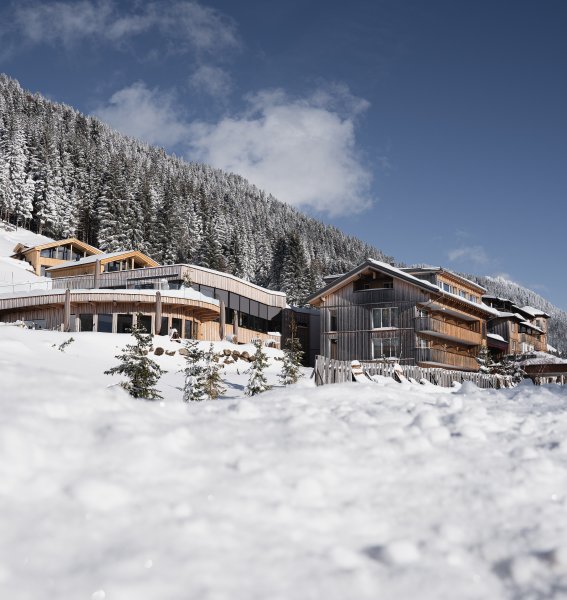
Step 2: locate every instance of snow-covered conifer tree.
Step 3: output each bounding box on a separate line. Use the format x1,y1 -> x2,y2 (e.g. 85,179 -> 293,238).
476,345 -> 494,374
105,319 -> 165,400
202,343 -> 226,400
245,340 -> 272,396
278,319 -> 304,386
181,339 -> 207,402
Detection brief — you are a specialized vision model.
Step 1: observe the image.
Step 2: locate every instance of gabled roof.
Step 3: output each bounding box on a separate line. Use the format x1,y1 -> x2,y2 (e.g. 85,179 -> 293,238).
12,237 -> 102,256
306,258 -> 497,316
46,250 -> 159,271
305,259 -> 439,306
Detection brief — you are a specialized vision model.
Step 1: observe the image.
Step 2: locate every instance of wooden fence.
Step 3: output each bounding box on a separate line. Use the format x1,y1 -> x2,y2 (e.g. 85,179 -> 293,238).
313,355 -> 499,389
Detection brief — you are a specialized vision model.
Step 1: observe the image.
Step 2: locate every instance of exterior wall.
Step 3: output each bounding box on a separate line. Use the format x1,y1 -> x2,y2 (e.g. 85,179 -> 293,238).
49,251 -> 157,279
22,240 -> 101,275
319,278 -> 431,364
0,291 -> 220,336
317,275 -> 488,371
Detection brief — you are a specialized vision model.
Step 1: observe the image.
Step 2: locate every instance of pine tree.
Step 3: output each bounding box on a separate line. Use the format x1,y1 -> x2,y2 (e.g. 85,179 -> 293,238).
278,318 -> 304,386
476,344 -> 494,374
202,343 -> 226,400
246,340 -> 272,396
180,339 -> 207,402
104,319 -> 165,400
493,355 -> 526,386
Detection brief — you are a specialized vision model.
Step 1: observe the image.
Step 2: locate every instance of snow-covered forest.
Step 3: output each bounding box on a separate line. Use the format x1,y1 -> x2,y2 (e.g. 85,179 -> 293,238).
0,74 -> 391,305
1,73 -> 566,350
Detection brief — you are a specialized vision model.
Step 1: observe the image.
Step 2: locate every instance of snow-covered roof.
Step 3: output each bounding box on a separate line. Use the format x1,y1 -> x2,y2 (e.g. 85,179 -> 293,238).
487,333 -> 507,342
520,305 -> 550,318
366,258 -> 440,292
495,311 -> 525,321
517,351 -> 567,366
520,321 -> 544,334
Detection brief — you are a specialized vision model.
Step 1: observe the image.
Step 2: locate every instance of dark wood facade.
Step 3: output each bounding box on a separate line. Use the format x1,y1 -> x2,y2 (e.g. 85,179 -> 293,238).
307,260 -> 494,372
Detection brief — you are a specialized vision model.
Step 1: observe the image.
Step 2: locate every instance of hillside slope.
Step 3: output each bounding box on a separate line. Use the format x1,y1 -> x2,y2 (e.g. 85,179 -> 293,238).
0,74 -> 391,305
0,74 -> 565,350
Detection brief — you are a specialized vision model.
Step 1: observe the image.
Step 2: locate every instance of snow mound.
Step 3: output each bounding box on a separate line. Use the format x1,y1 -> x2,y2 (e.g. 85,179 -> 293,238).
2,326 -> 567,598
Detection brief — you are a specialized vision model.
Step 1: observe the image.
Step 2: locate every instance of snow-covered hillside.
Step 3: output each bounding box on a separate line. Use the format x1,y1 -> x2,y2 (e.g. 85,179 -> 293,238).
2,325 -> 567,600
0,220 -> 51,290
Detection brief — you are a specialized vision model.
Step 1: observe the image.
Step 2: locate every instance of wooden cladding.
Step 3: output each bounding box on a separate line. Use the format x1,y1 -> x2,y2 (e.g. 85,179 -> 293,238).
415,316 -> 482,346
415,348 -> 479,371
316,273 -> 486,371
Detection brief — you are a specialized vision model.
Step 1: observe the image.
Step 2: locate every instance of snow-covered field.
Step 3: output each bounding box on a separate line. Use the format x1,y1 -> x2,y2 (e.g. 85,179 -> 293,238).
1,223 -> 567,598
2,325 -> 567,600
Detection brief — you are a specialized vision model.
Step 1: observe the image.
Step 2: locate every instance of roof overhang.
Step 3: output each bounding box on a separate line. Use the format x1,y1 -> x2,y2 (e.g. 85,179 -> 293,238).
306,259 -> 438,306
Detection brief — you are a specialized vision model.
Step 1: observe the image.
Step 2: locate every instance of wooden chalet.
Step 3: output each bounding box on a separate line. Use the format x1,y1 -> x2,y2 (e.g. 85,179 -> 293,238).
46,250 -> 159,279
306,260 -> 498,371
0,246 -> 321,355
11,238 -> 102,276
483,296 -> 549,357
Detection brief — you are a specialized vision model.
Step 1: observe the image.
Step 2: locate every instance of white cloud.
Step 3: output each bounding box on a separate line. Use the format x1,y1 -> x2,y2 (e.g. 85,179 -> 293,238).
189,65 -> 232,98
94,83 -> 189,148
448,246 -> 490,265
7,0 -> 239,53
186,87 -> 373,216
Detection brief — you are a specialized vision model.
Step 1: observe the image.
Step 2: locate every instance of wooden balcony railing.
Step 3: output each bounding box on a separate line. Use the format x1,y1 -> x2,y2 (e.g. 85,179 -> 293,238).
414,316 -> 481,346
415,348 -> 479,371
352,288 -> 394,305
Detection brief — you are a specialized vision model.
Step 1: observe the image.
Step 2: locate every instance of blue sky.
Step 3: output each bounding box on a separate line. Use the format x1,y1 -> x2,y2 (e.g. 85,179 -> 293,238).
1,0 -> 566,308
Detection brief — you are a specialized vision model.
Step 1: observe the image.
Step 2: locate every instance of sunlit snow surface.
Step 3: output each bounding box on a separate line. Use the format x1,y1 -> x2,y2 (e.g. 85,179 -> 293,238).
2,326 -> 567,600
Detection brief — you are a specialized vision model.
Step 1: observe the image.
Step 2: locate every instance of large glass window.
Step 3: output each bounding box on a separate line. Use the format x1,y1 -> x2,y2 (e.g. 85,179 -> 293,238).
117,314 -> 133,334
98,314 -> 113,333
79,314 -> 94,331
184,320 -> 193,339
171,318 -> 182,336
372,307 -> 398,328
138,315 -> 152,334
372,337 -> 400,359
159,317 -> 169,336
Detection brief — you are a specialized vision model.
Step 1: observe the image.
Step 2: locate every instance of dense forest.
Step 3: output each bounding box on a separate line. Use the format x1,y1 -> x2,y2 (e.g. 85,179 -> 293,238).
1,73 -> 566,351
0,74 -> 391,305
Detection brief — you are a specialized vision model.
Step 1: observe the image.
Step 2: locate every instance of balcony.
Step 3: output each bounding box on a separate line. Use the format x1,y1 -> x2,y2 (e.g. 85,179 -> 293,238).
520,332 -> 545,351
415,348 -> 479,371
414,316 -> 481,346
352,288 -> 394,305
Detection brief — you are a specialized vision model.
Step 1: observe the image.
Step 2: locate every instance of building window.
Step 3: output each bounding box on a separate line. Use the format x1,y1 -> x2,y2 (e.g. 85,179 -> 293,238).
138,315 -> 152,334
117,314 -> 133,334
372,337 -> 400,359
98,313 -> 113,333
79,314 -> 94,331
184,320 -> 193,339
329,309 -> 337,332
372,307 -> 398,328
442,282 -> 452,293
